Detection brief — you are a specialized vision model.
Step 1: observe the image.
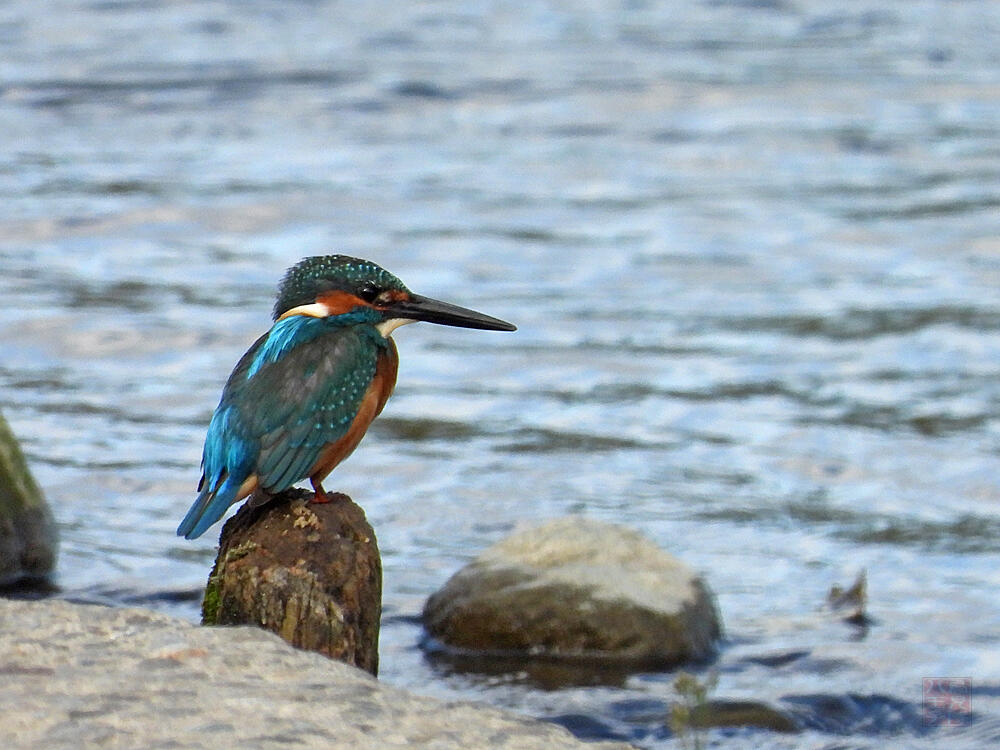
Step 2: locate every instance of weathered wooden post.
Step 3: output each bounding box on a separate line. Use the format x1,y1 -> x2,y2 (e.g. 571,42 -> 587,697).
201,489 -> 381,675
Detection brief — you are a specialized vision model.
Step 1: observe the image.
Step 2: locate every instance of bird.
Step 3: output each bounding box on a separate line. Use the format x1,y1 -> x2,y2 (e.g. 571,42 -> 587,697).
177,254 -> 515,540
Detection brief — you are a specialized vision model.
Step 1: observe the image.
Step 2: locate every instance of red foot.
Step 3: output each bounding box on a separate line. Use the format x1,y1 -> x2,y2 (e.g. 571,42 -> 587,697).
310,490 -> 331,504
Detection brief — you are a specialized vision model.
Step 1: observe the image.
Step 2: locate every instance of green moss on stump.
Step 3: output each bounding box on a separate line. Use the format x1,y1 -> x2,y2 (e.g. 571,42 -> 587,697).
202,574 -> 221,625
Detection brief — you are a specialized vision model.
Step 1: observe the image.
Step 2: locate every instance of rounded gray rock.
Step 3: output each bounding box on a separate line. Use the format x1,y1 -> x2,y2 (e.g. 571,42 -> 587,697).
423,517 -> 721,666
0,410 -> 56,587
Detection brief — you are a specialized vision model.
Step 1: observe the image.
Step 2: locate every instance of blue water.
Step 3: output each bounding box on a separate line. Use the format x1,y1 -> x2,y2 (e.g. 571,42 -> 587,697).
2,1 -> 999,747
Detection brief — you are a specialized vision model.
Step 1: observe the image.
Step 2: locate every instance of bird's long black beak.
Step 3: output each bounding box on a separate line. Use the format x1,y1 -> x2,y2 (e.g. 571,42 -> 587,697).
387,293 -> 516,331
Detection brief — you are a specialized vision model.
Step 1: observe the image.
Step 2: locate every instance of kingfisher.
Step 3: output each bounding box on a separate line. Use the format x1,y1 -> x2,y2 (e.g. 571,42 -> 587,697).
177,255 -> 515,540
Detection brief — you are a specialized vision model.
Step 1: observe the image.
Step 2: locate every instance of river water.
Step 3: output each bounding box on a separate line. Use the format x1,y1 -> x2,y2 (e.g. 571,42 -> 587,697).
2,1 -> 999,747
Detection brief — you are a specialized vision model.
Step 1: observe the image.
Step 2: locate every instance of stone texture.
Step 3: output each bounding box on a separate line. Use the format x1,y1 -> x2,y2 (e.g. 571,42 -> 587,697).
423,517 -> 721,666
690,700 -> 799,733
0,598 -> 632,750
0,410 -> 56,586
203,490 -> 380,675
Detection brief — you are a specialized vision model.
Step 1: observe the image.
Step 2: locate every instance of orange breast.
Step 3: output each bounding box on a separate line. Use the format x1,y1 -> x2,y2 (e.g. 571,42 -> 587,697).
308,338 -> 399,484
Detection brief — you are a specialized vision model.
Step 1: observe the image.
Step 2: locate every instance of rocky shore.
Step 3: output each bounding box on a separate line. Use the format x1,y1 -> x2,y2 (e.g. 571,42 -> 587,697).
1,598 -> 631,750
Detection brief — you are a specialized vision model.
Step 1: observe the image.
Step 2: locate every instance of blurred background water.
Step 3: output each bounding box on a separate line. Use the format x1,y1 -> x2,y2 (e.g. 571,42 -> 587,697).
2,1 -> 999,747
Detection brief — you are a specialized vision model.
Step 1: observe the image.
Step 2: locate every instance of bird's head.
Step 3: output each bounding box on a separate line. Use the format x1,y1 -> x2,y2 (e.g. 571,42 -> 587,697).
273,255 -> 516,336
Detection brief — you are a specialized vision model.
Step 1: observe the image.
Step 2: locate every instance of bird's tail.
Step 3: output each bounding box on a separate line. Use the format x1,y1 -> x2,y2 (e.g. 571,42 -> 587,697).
176,474 -> 243,540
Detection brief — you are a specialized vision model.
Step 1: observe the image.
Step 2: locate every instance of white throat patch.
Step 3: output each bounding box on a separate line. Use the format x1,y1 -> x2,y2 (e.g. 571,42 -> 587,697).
376,318 -> 417,338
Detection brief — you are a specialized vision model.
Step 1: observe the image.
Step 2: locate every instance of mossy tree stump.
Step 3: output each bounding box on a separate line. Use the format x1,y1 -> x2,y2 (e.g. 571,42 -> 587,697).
203,489 -> 381,676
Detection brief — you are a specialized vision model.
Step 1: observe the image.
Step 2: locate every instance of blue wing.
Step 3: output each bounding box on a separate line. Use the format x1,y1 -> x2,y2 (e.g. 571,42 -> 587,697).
177,318 -> 385,539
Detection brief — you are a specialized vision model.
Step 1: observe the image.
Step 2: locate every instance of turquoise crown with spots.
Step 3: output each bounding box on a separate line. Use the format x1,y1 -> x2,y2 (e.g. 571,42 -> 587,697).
272,255 -> 410,320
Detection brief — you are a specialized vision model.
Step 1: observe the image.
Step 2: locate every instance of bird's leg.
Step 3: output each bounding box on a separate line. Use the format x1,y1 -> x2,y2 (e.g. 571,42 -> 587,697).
309,478 -> 331,504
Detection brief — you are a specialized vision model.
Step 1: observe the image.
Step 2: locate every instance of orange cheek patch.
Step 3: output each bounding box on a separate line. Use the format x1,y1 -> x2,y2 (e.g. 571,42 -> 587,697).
317,290 -> 369,315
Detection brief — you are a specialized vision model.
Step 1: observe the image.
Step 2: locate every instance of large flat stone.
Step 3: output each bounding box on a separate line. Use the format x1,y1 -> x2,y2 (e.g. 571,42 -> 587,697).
0,599 -> 631,750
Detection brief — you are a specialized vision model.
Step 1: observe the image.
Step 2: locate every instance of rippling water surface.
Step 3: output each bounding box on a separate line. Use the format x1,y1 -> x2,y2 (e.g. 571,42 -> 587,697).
2,1 -> 999,747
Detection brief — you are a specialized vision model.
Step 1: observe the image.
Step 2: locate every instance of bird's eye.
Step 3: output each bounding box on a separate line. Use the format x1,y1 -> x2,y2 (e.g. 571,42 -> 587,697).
359,283 -> 381,303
